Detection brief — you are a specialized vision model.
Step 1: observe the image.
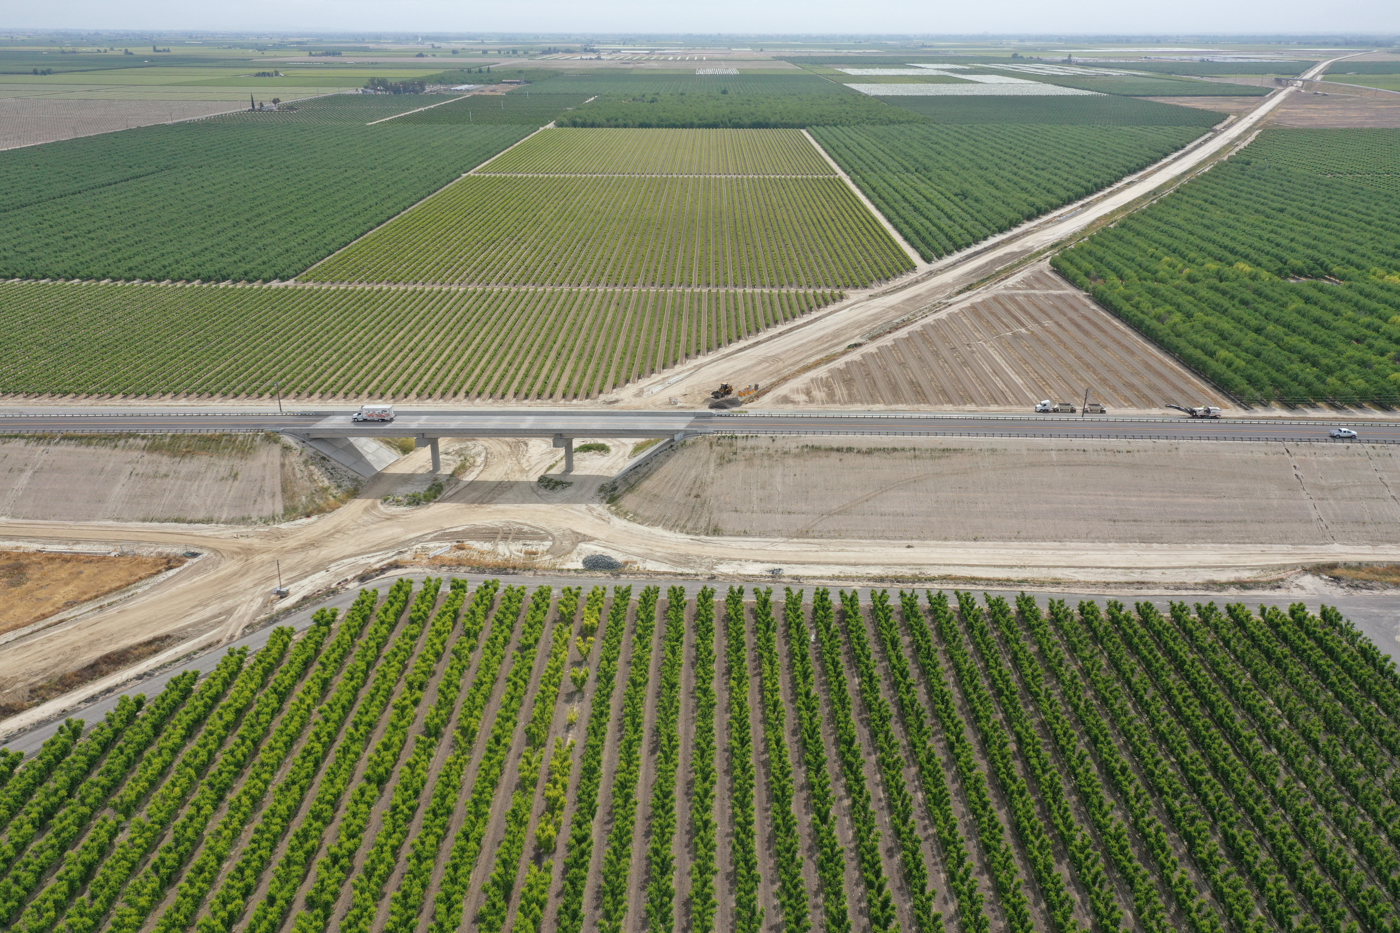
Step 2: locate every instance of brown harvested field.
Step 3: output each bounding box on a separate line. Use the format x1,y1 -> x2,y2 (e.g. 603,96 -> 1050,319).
1269,91 -> 1400,128
770,264 -> 1224,410
1144,96 -> 1262,116
0,549 -> 184,637
0,98 -> 245,149
0,433 -> 356,523
616,435 -> 1400,545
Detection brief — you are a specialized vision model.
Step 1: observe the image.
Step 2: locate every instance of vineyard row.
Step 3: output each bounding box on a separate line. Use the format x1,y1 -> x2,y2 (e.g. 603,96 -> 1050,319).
4,583 -> 1400,933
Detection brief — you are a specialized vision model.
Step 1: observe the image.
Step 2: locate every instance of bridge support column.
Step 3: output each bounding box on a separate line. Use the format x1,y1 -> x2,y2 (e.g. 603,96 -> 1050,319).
415,436 -> 441,472
553,433 -> 574,473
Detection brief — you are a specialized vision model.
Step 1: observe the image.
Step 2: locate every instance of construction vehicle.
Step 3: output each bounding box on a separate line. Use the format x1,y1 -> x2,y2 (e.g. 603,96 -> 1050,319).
352,403 -> 395,423
1083,402 -> 1108,414
710,384 -> 733,400
1034,399 -> 1076,413
1167,404 -> 1222,419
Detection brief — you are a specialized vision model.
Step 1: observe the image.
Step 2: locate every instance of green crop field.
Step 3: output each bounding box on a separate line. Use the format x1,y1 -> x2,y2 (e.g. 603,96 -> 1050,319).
0,282 -> 836,399
1033,73 -> 1272,96
306,127 -> 909,288
876,93 -> 1225,125
1327,61 -> 1400,74
1053,129 -> 1400,406
552,91 -> 925,128
387,92 -> 592,125
210,93 -> 445,123
6,581 -> 1400,933
1089,60 -> 1315,76
0,121 -> 529,282
477,127 -> 835,174
812,123 -> 1209,260
521,73 -> 846,95
304,175 -> 908,287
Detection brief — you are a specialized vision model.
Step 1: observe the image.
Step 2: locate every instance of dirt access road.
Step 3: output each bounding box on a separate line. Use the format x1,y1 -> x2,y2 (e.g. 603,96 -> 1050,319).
616,55 -> 1352,411
6,435 -> 1400,737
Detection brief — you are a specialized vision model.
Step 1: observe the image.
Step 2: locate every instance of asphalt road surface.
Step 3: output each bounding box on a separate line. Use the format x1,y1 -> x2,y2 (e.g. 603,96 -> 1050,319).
0,408 -> 1396,445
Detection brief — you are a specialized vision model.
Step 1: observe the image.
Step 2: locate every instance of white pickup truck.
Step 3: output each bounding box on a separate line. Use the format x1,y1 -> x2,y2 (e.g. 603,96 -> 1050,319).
352,404 -> 395,423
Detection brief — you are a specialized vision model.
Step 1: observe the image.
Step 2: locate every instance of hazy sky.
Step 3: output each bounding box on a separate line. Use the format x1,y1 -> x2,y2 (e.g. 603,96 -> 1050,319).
5,0 -> 1398,37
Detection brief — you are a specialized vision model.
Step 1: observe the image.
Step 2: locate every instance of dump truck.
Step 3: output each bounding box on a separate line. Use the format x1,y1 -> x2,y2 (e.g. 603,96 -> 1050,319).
1167,404 -> 1222,419
352,403 -> 395,423
1034,400 -> 1076,413
1084,402 -> 1108,414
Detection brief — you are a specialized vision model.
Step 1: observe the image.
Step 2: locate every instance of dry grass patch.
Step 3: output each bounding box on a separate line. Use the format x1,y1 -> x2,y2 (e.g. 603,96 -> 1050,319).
0,550 -> 185,637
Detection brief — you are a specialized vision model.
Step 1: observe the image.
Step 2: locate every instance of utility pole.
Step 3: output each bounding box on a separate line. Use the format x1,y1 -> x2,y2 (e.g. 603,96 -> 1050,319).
274,380 -> 283,414
1081,386 -> 1090,418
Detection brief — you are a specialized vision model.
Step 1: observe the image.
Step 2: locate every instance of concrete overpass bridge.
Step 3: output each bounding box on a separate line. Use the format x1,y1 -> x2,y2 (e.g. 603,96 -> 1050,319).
1,408 -> 1397,476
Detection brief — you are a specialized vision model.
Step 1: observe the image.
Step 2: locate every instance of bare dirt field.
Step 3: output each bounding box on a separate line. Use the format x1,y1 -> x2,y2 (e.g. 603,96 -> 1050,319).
0,433 -> 355,523
1145,96 -> 1262,116
0,98 -> 245,149
0,549 -> 184,637
1268,92 -> 1400,128
769,264 -> 1224,410
616,435 -> 1400,545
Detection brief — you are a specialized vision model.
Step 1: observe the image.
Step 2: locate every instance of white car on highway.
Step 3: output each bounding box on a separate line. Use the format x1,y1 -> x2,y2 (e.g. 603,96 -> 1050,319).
1329,427 -> 1358,440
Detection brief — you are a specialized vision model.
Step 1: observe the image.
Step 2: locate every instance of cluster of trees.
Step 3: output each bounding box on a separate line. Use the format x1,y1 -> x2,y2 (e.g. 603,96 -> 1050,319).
510,735 -> 576,933
780,589 -> 861,933
952,593 -> 1119,932
908,594 -> 1033,932
554,92 -> 926,129
813,123 -> 1204,261
937,594 -> 1083,933
1053,134 -> 1400,405
831,592 -> 940,933
875,594 -> 988,932
476,587 -> 582,933
687,590 -> 720,932
340,583 -> 495,932
1047,599 -> 1263,931
723,589 -> 762,933
0,121 -> 530,282
427,587 -> 557,933
103,622 -> 315,933
751,589 -> 811,933
642,588 -> 689,931
0,694 -> 156,924
556,587 -> 632,933
596,587 -> 661,933
364,77 -> 426,94
380,586 -> 527,933
997,596 -> 1178,933
1104,600 -> 1386,929
290,581 -> 452,933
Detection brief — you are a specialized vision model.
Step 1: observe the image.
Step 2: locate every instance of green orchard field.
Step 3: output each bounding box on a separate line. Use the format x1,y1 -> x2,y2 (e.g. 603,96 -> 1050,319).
812,123 -> 1210,260
0,110 -> 531,282
6,581 -> 1400,933
1053,128 -> 1400,406
476,126 -> 835,174
0,282 -> 835,400
304,128 -> 910,288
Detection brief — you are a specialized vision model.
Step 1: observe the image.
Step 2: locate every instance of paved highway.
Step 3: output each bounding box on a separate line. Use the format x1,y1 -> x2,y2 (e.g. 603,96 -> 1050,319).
0,408 -> 1396,444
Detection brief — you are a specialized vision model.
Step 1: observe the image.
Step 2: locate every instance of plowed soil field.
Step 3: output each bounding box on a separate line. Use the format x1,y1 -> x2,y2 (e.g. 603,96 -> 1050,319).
772,264 -> 1224,409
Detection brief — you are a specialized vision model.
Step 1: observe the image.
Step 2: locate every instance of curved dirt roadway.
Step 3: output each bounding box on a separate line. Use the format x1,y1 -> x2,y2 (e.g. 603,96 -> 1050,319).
617,55 -> 1353,409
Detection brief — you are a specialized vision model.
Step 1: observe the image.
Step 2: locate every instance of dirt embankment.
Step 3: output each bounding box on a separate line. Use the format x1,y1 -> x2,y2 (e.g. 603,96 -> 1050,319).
0,433 -> 357,523
615,435 -> 1400,546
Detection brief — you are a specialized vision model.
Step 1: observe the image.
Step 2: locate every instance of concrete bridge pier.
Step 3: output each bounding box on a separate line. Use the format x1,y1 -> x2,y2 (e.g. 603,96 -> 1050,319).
553,433 -> 574,473
415,436 -> 441,472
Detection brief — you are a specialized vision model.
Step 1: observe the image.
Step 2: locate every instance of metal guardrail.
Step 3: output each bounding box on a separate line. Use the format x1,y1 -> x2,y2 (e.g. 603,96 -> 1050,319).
702,428 -> 1397,445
